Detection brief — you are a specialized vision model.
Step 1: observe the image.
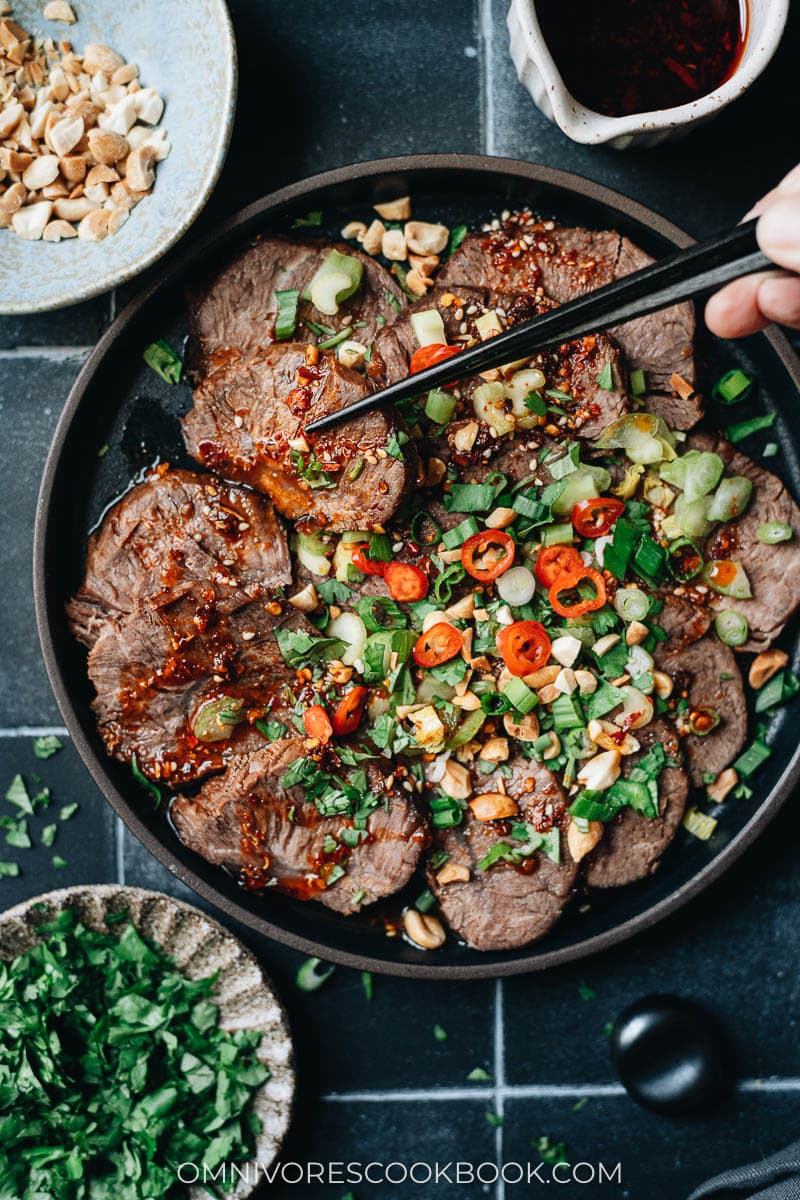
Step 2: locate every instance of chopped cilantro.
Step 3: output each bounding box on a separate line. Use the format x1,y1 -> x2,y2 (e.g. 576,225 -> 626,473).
32,735 -> 63,759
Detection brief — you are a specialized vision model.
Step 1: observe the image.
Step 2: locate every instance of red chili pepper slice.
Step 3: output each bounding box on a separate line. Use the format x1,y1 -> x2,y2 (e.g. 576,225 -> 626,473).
331,686 -> 369,737
571,497 -> 625,538
303,704 -> 333,743
534,544 -> 582,588
549,567 -> 607,618
409,343 -> 462,375
413,622 -> 463,668
461,530 -> 515,583
384,561 -> 429,602
496,620 -> 552,677
351,542 -> 387,577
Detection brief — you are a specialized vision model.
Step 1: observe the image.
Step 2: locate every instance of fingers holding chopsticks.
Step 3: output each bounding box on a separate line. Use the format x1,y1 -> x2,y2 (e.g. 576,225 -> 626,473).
706,164 -> 800,337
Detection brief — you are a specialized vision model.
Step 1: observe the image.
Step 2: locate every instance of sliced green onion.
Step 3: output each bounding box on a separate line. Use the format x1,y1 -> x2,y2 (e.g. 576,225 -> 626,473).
143,339 -> 183,384
706,475 -> 753,522
714,609 -> 749,647
550,694 -> 585,731
501,675 -> 538,715
442,517 -> 480,550
512,492 -> 548,522
425,388 -> 457,425
632,535 -> 666,582
733,738 -> 771,778
542,522 -> 574,547
757,521 -> 792,544
318,327 -> 351,350
613,587 -> 649,622
496,565 -> 536,607
754,669 -> 800,713
713,368 -> 753,404
274,289 -> 299,340
629,368 -> 646,396
447,224 -> 468,257
569,789 -> 620,822
415,888 -> 437,913
596,363 -> 614,390
304,249 -> 363,316
682,807 -> 718,840
429,794 -> 464,828
725,413 -> 776,443
296,957 -> 335,992
603,518 -> 638,580
763,442 -> 779,458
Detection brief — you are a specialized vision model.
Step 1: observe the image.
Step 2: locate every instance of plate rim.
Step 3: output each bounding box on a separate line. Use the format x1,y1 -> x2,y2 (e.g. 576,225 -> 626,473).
33,152 -> 800,978
0,0 -> 238,315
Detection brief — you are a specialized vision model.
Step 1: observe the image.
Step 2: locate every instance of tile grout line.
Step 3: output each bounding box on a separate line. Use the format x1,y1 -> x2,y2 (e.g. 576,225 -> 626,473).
494,979 -> 506,1200
478,0 -> 496,156
321,1078 -> 800,1103
114,816 -> 126,885
0,346 -> 91,360
0,725 -> 69,737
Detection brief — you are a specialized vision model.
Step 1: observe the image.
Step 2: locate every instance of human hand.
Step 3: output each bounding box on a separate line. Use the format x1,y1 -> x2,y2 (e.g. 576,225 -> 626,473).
705,163 -> 800,338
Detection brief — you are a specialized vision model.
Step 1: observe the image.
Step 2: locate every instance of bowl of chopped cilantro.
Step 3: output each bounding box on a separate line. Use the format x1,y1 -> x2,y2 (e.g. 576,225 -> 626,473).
0,885 -> 294,1198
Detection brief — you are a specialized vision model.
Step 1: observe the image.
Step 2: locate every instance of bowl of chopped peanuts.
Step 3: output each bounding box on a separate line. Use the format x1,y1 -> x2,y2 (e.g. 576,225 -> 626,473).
0,0 -> 236,313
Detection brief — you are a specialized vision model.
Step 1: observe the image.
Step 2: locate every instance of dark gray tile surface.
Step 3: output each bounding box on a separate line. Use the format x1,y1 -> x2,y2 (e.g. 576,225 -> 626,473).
1,2 -> 800,1197
0,355 -> 83,726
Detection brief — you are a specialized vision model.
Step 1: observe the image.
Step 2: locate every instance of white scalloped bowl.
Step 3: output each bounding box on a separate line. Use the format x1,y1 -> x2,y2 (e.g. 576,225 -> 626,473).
507,0 -> 789,149
0,885 -> 294,1199
0,0 -> 236,313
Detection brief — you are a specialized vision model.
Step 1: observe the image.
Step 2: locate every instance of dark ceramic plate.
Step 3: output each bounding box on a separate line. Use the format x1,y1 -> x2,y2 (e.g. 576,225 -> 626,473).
34,155 -> 800,978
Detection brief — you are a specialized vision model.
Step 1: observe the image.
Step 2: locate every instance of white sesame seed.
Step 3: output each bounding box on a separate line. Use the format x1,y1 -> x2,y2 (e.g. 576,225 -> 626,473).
242,630 -> 256,641
234,415 -> 244,428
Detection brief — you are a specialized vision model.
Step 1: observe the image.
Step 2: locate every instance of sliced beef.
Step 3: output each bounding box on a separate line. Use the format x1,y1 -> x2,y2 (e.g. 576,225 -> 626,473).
656,635 -> 747,787
439,219 -> 699,428
67,469 -> 291,648
170,737 -> 427,912
87,596 -> 313,787
373,284 -> 627,442
426,756 -> 578,951
183,344 -> 416,532
583,719 -> 688,889
186,237 -> 405,380
695,434 -> 800,651
655,592 -> 712,651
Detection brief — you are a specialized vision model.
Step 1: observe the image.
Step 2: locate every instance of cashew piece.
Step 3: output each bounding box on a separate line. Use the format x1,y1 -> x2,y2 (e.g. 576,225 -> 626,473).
567,819 -> 604,864
404,909 -> 446,950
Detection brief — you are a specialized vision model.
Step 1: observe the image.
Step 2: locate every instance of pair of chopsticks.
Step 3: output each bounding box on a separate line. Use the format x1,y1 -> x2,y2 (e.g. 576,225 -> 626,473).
306,218 -> 770,434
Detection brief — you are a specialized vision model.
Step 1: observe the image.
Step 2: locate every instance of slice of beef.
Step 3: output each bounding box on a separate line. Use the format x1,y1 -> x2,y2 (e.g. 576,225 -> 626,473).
439,219 -> 699,428
655,592 -> 712,651
655,635 -> 747,787
372,284 -> 627,442
67,469 -> 291,648
170,737 -> 427,912
182,344 -> 416,532
583,719 -> 688,889
87,596 -> 313,787
695,433 -> 800,651
426,756 -> 578,951
186,237 -> 405,380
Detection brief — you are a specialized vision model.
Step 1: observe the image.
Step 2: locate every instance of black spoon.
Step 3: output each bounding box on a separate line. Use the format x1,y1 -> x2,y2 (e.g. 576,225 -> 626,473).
305,217 -> 770,435
611,994 -> 735,1115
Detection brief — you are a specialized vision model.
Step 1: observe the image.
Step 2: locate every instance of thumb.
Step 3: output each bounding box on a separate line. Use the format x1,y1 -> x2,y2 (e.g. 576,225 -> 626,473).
756,196 -> 800,274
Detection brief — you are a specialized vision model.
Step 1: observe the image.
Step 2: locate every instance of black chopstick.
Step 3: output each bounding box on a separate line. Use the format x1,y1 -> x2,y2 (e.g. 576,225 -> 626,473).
305,218 -> 770,434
